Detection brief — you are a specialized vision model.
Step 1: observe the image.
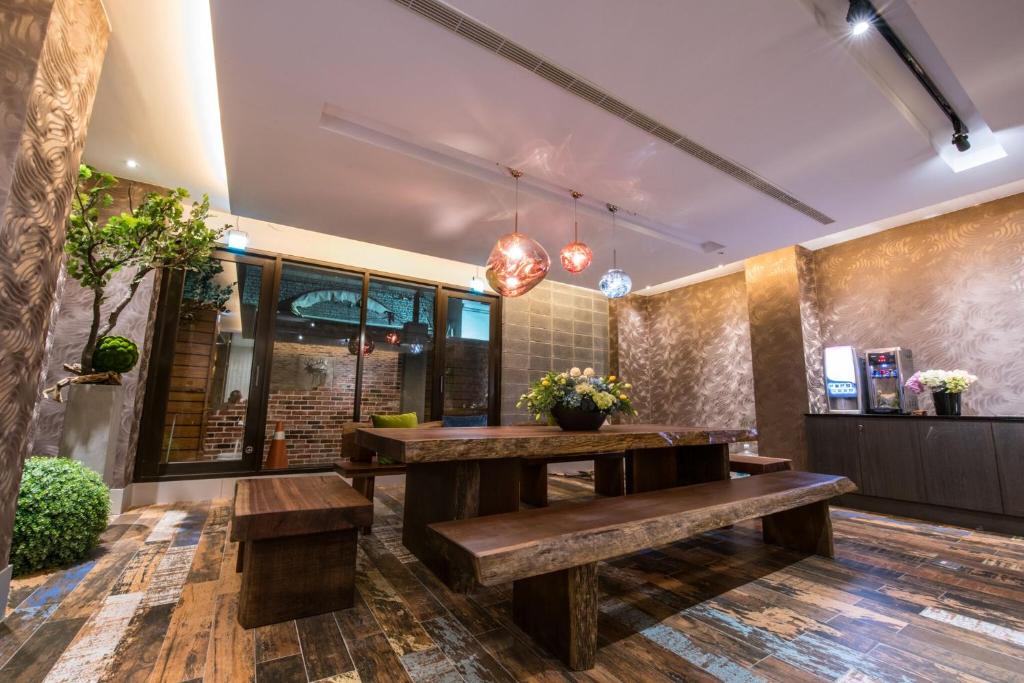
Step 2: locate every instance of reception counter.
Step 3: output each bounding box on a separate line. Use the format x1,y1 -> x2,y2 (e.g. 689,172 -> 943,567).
806,414 -> 1023,534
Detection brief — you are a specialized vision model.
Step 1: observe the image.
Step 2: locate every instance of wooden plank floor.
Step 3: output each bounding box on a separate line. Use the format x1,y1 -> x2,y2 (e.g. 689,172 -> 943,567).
2,475 -> 1023,682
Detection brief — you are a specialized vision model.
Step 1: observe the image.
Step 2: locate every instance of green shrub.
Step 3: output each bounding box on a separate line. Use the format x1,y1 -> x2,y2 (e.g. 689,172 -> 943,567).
11,457 -> 109,576
91,335 -> 139,373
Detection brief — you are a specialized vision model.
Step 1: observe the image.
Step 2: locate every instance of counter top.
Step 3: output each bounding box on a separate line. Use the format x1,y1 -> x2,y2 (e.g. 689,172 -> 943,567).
807,413 -> 1024,423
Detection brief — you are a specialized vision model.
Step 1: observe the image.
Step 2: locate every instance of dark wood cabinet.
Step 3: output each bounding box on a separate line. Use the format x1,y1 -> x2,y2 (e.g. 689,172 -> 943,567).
858,419 -> 927,503
807,416 -> 861,484
806,415 -> 1023,534
917,420 -> 1002,513
993,423 -> 1024,517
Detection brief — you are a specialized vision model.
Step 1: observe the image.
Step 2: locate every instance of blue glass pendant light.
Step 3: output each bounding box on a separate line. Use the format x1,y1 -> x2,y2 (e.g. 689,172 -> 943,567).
599,204 -> 632,299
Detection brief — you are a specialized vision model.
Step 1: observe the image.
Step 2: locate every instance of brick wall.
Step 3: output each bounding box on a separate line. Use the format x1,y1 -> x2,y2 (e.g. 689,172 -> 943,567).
444,338 -> 489,414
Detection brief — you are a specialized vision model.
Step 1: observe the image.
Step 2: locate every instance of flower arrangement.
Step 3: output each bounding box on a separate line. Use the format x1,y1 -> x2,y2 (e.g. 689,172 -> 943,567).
518,367 -> 637,424
904,369 -> 978,395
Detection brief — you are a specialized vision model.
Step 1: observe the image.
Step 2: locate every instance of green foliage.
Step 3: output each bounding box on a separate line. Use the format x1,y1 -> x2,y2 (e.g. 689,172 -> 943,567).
180,258 -> 235,320
65,164 -> 228,370
11,457 -> 110,576
92,335 -> 140,373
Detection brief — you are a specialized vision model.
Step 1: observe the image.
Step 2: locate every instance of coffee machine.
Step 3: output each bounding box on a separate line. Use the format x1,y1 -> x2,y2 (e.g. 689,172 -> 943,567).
823,345 -> 866,414
865,347 -> 916,414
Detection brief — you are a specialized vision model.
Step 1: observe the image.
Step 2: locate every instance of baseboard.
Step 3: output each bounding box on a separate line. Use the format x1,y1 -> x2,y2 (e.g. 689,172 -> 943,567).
0,564 -> 11,618
838,493 -> 1024,536
109,488 -> 127,515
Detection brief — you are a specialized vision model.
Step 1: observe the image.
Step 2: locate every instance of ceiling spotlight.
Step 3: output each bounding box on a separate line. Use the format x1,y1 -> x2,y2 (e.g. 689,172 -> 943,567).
845,0 -> 969,152
125,159 -> 139,169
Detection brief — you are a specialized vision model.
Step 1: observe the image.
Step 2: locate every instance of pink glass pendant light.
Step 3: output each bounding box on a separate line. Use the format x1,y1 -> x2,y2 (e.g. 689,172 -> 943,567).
559,190 -> 593,274
486,168 -> 550,297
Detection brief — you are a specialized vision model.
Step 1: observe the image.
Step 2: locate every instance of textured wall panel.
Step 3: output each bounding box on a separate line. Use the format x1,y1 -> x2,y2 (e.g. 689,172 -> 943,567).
501,279 -> 610,424
745,247 -> 817,468
613,273 -> 754,429
0,0 -> 109,565
816,193 -> 1024,416
31,178 -> 167,489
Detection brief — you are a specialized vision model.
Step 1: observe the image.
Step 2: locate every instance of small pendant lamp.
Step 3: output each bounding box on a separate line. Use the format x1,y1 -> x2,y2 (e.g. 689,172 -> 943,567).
599,204 -> 632,299
559,190 -> 593,274
485,168 -> 550,297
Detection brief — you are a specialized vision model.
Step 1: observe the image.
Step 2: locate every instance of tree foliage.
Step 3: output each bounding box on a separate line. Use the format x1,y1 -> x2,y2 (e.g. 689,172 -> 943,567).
65,165 -> 227,370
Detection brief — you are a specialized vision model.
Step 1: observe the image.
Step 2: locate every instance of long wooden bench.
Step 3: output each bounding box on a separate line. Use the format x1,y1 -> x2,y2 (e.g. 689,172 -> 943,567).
729,453 -> 792,475
428,470 -> 855,670
231,475 -> 372,628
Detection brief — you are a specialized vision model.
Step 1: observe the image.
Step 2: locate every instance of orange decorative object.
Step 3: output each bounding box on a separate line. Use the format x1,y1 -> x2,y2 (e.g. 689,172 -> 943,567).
265,421 -> 289,469
485,168 -> 550,297
385,330 -> 400,345
559,241 -> 592,274
559,190 -> 592,274
486,232 -> 550,297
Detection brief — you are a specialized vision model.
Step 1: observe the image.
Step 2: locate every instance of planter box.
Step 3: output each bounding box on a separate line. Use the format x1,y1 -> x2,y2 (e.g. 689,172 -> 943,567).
59,383 -> 123,486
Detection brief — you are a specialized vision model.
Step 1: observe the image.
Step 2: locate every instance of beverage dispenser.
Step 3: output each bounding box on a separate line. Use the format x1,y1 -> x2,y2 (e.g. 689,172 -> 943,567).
823,345 -> 865,414
865,347 -> 916,414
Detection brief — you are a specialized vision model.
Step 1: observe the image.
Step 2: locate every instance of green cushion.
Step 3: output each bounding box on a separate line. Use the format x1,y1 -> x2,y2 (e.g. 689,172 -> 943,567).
370,413 -> 419,464
371,412 -> 419,429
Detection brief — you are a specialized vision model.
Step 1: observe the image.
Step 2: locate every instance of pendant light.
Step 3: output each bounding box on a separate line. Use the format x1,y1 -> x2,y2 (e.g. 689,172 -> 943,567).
485,168 -> 550,297
599,204 -> 632,299
559,190 -> 593,274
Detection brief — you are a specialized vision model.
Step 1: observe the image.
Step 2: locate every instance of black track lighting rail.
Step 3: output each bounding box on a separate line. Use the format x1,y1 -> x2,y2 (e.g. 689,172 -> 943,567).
847,0 -> 970,151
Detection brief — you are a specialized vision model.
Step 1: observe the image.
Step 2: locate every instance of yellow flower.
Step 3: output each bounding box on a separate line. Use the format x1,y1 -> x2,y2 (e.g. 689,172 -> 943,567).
541,379 -> 550,386
624,383 -> 632,389
619,393 -> 628,400
558,376 -> 566,384
608,375 -> 616,382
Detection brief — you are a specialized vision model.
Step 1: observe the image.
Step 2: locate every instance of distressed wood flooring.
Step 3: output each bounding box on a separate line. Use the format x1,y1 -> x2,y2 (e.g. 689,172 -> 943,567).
1,475 -> 1023,682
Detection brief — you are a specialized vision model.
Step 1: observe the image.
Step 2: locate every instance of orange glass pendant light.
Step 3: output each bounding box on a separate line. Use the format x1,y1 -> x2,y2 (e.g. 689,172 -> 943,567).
486,168 -> 550,297
559,190 -> 593,274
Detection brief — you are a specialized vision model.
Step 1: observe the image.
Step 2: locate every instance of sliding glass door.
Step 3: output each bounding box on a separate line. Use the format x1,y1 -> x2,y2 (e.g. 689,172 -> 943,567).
136,253 -> 500,480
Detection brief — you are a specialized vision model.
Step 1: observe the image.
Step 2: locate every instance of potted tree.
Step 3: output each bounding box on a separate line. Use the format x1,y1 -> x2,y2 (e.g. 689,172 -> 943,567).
49,165 -> 226,483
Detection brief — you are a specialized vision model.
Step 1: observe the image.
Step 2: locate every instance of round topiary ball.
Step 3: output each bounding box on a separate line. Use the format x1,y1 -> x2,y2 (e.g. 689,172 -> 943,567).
92,335 -> 139,373
11,457 -> 109,576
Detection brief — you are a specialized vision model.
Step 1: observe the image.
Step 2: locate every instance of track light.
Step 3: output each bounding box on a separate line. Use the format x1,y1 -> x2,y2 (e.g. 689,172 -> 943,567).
846,0 -> 969,152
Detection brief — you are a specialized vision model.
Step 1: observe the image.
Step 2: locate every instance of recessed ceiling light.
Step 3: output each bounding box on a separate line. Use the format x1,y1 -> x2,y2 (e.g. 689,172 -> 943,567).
125,159 -> 139,169
851,20 -> 870,35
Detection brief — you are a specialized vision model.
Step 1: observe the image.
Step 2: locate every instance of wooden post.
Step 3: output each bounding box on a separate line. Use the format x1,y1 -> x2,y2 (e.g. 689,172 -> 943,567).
519,461 -> 548,506
593,455 -> 625,496
512,563 -> 598,671
761,500 -> 835,558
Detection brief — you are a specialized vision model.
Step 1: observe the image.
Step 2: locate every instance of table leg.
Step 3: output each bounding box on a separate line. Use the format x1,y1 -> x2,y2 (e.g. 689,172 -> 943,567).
593,455 -> 625,497
403,458 -> 520,589
520,461 -> 548,507
627,443 -> 730,492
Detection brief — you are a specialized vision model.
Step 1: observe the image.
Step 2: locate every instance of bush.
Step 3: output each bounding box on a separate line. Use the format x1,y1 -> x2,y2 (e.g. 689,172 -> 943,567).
11,457 -> 109,576
91,335 -> 139,373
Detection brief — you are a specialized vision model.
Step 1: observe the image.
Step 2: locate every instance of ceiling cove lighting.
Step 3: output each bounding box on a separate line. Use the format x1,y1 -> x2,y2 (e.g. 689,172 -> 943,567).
485,168 -> 550,298
846,0 -> 970,152
599,205 -> 632,299
559,191 -> 593,275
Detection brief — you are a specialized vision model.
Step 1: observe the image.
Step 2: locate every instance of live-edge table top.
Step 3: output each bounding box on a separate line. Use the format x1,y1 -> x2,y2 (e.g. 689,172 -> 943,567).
355,424 -> 757,464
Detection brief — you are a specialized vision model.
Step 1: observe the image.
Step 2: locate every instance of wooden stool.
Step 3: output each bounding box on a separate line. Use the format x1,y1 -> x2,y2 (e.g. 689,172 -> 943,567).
231,475 -> 372,628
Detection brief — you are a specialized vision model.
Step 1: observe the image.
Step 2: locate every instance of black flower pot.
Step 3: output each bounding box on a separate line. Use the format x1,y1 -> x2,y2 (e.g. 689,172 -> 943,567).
932,391 -> 962,416
551,405 -> 606,431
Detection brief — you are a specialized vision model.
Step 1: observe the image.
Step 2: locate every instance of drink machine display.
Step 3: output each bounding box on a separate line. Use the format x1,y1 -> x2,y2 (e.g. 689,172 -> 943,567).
865,347 -> 916,413
823,345 -> 865,414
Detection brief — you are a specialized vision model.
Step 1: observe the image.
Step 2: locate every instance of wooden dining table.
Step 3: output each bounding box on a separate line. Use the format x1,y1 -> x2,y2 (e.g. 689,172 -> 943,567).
355,423 -> 757,586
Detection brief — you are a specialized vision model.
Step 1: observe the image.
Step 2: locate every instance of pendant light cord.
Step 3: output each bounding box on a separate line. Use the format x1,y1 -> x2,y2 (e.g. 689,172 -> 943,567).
571,190 -> 582,241
607,203 -> 618,268
509,168 -> 523,233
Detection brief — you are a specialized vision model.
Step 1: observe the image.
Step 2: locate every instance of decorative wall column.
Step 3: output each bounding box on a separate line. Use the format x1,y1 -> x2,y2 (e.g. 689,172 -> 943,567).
744,245 -> 824,470
0,0 -> 110,591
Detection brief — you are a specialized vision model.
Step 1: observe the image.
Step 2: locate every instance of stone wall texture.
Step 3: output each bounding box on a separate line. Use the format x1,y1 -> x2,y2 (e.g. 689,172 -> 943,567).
0,0 -> 109,566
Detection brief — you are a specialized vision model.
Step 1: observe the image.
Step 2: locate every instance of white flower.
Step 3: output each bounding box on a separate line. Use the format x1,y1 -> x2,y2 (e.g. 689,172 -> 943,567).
583,367 -> 595,377
575,383 -> 593,394
569,367 -> 582,378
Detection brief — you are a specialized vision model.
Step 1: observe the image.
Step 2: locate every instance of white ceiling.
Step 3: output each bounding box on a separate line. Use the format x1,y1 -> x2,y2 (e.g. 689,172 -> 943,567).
86,0 -> 1024,290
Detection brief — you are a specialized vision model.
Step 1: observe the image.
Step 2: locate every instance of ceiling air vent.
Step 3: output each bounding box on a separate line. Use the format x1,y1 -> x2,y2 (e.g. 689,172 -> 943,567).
394,0 -> 835,226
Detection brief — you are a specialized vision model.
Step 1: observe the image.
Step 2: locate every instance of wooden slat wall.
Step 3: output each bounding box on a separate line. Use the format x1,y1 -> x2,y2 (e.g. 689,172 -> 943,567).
163,310 -> 218,462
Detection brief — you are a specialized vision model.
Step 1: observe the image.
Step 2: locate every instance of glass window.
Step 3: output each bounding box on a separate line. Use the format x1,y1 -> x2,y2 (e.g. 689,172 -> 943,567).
263,263 -> 364,468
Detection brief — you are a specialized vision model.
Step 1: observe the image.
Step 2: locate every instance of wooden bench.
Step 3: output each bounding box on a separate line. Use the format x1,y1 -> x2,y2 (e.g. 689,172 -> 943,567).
729,454 -> 792,475
231,475 -> 372,628
521,452 -> 791,506
428,470 -> 855,670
